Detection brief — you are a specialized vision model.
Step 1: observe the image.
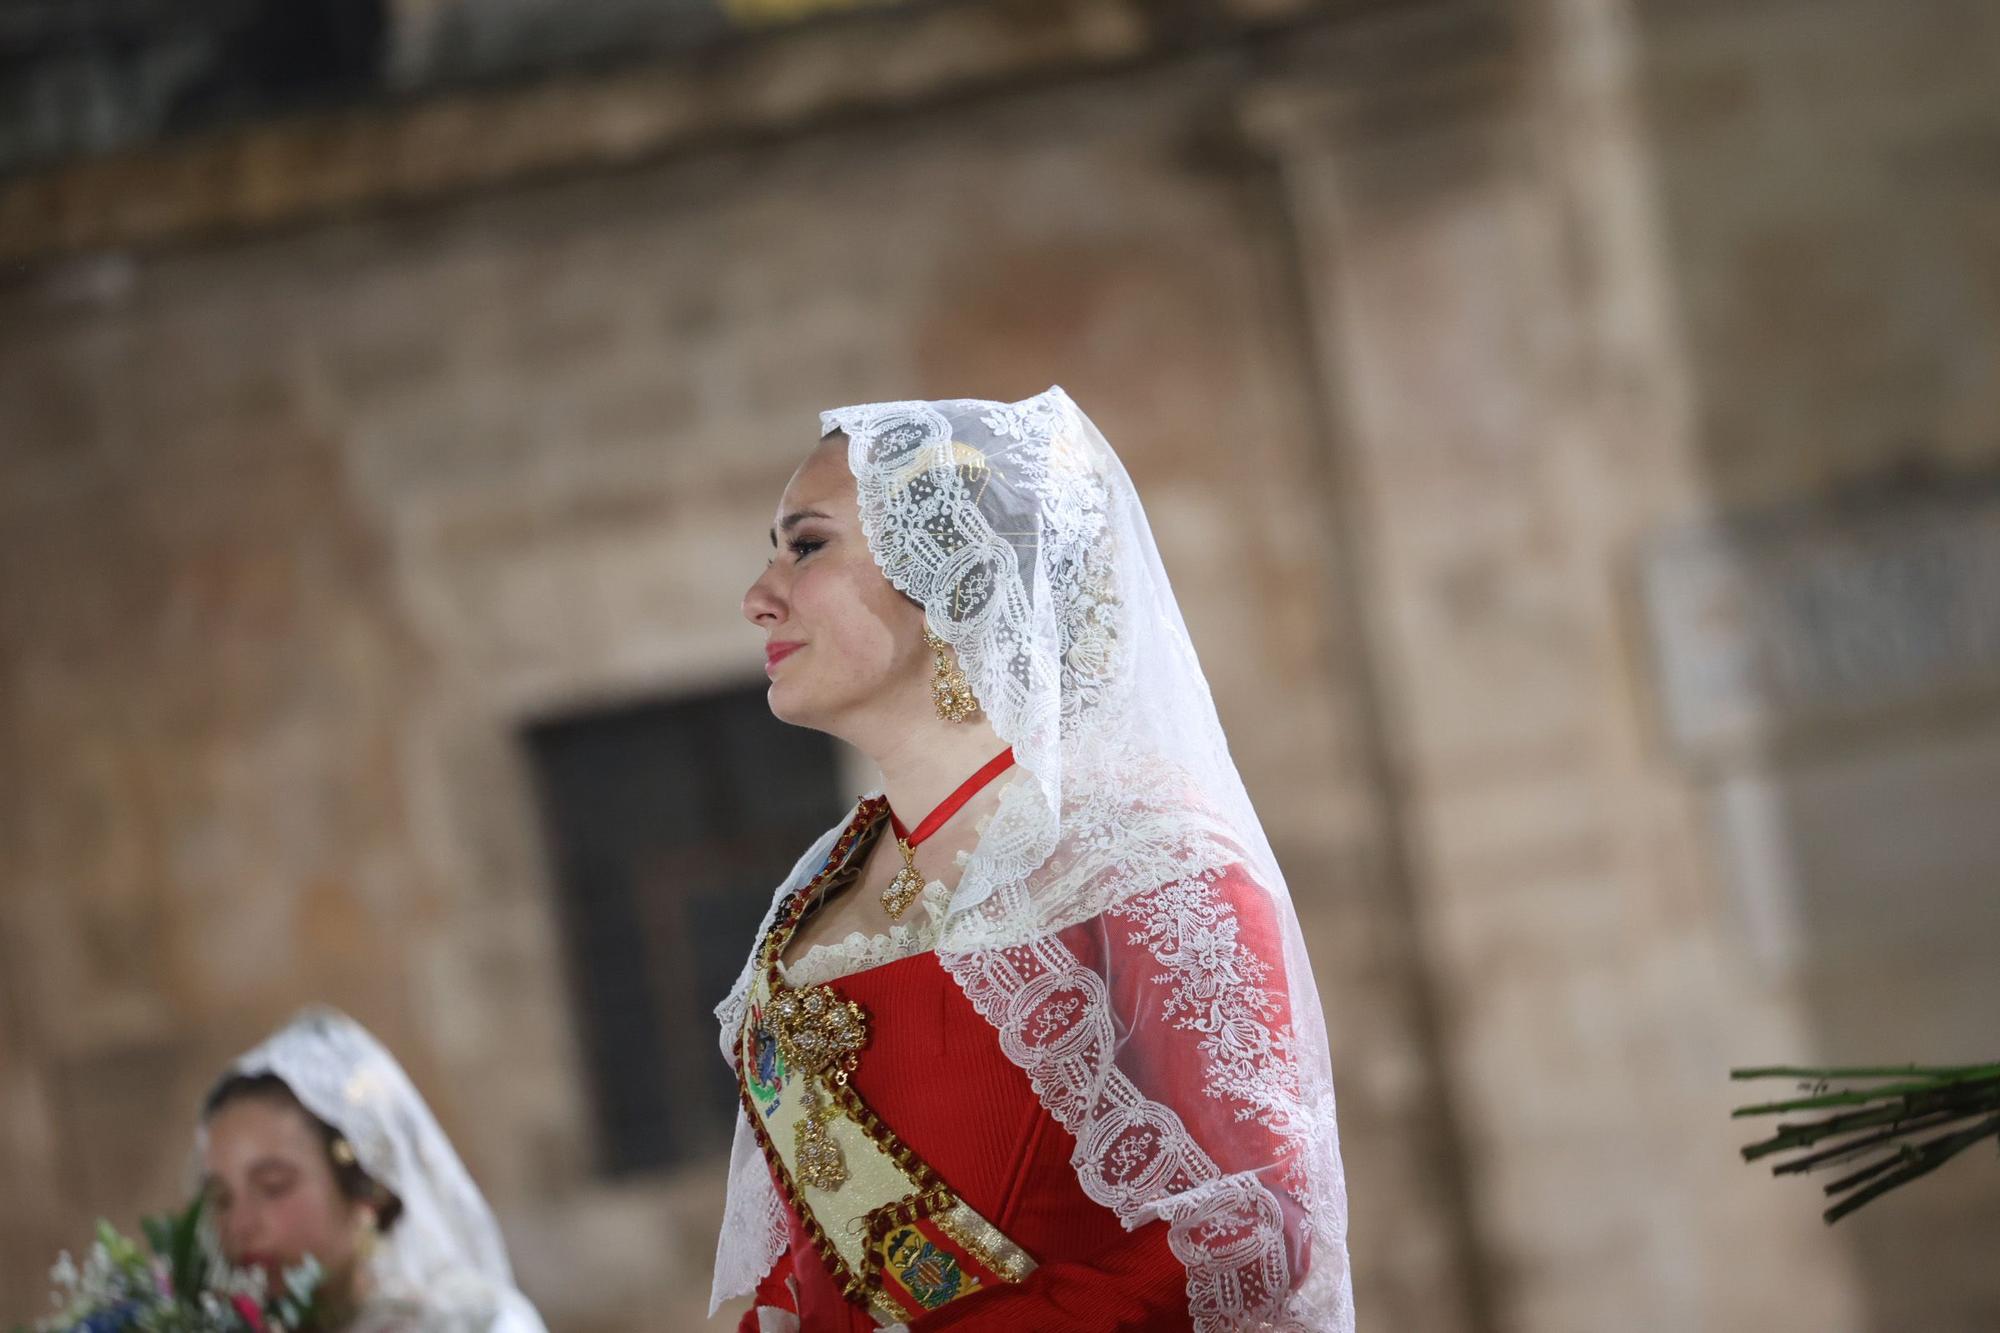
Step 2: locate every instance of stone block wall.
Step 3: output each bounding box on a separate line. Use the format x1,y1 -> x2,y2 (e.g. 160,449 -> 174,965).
1638,2 -> 2000,1327
6,0 -> 1998,1328
0,65 -> 1468,1329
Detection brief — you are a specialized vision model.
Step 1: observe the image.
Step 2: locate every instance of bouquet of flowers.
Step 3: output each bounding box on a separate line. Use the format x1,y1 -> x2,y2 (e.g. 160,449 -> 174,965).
14,1195 -> 323,1333
1733,1062 -> 2000,1223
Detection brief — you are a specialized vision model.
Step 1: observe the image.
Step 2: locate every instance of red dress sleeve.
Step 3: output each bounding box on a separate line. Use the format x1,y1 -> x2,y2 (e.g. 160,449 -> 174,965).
921,859 -> 1311,1330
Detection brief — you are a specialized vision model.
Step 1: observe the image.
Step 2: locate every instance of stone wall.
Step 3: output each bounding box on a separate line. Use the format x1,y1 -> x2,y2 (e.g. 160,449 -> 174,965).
0,59 -> 1474,1330
1637,2 -> 2000,1327
5,0 -> 1998,1328
1247,1 -> 1867,1326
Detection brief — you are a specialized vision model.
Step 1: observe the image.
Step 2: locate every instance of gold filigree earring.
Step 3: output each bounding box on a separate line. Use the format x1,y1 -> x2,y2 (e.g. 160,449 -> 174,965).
925,628 -> 978,723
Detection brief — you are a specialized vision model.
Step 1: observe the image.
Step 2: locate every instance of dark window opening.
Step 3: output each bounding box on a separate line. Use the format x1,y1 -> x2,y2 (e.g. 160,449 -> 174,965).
525,684 -> 846,1176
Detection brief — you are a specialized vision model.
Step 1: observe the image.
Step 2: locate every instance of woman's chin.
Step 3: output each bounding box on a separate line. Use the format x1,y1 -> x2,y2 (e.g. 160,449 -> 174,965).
764,681 -> 813,727
768,685 -> 856,739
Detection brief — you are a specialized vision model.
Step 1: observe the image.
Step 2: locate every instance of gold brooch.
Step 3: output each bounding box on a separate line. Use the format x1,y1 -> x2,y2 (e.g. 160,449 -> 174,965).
769,984 -> 868,1078
770,984 -> 869,1192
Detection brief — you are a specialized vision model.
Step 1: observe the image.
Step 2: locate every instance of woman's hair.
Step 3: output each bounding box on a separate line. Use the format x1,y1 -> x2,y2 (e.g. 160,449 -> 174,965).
204,1072 -> 405,1233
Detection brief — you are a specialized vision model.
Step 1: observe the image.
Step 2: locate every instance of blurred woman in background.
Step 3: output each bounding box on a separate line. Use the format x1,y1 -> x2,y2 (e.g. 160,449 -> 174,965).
716,389 -> 1354,1331
200,1008 -> 546,1333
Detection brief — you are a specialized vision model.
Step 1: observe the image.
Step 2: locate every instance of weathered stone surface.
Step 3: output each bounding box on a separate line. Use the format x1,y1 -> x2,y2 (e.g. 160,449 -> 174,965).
0,61 -> 1455,1329
6,0 -> 2000,1328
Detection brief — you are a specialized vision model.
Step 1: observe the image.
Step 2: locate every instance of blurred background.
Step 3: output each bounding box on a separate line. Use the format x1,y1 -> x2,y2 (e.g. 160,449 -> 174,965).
2,0 -> 1998,1327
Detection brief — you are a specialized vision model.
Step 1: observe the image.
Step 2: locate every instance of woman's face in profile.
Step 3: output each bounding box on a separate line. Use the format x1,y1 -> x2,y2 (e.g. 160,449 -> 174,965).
202,1094 -> 366,1290
743,437 -> 927,736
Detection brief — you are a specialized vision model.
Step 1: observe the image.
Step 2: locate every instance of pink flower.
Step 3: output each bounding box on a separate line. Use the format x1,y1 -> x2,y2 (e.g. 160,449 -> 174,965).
231,1293 -> 269,1332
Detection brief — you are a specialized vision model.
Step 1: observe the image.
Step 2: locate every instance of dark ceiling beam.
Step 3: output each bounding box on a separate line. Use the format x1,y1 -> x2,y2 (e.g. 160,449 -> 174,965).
0,0 -> 1498,270
0,0 -> 256,51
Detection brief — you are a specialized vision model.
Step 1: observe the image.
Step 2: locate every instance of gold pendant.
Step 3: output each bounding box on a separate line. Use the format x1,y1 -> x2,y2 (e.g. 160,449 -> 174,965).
767,983 -> 866,1193
794,1094 -> 847,1191
881,840 -> 925,919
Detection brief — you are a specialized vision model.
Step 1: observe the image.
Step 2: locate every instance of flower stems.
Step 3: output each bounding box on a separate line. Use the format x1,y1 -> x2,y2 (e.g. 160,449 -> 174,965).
1731,1063 -> 2000,1224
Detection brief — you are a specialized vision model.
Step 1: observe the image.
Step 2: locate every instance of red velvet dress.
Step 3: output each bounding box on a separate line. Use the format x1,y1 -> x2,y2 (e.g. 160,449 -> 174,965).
736,818 -> 1307,1332
739,944 -> 1194,1332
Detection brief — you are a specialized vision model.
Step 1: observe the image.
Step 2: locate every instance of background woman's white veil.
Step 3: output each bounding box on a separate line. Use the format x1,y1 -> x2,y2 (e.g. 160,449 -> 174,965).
202,1008 -> 547,1333
715,388 -> 1354,1332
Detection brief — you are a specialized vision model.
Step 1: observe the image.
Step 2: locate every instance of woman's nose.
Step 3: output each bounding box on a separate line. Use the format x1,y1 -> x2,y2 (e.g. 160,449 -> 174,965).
742,564 -> 785,627
222,1204 -> 262,1258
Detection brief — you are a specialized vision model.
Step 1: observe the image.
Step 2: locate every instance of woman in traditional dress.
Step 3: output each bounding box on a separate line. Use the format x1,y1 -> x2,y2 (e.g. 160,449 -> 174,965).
198,1008 -> 548,1333
715,389 -> 1354,1332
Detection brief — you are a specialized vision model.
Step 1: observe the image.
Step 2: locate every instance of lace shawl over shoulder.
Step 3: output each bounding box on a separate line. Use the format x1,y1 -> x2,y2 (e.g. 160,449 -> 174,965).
344,1284 -> 544,1333
345,1296 -> 447,1333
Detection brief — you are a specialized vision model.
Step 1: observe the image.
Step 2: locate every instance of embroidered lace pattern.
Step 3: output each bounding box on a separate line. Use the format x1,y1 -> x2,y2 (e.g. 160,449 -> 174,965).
779,881 -> 950,988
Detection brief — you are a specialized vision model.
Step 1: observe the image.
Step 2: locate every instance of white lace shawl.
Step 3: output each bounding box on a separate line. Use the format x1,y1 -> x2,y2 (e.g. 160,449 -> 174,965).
713,389 -> 1354,1332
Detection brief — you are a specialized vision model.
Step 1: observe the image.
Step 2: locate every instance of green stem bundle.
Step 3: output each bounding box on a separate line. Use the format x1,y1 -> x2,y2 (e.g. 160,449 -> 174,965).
1731,1063 -> 2000,1224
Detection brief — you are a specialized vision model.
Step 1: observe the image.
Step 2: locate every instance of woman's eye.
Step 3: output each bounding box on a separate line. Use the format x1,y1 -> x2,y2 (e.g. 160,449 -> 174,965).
788,538 -> 825,560
253,1175 -> 296,1204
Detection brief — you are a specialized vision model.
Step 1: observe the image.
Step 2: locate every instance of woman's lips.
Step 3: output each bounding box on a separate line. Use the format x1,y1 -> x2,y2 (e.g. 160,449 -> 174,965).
765,642 -> 804,674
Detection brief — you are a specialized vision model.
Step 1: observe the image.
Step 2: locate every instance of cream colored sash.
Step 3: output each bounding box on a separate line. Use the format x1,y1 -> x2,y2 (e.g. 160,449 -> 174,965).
737,802 -> 1035,1322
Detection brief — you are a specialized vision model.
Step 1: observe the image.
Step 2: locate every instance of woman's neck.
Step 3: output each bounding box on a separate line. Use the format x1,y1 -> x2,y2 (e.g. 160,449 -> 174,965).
320,1258 -> 373,1330
868,717 -> 1011,834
